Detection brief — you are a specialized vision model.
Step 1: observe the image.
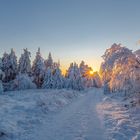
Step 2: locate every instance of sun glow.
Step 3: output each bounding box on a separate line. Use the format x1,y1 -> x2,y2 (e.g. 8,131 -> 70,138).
89,70 -> 94,75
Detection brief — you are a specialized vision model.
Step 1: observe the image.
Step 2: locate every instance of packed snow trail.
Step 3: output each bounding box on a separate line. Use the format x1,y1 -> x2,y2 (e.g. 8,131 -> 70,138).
32,88 -> 107,140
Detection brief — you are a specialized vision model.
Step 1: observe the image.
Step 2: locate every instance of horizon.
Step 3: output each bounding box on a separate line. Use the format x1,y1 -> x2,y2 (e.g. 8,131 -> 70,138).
0,0 -> 140,72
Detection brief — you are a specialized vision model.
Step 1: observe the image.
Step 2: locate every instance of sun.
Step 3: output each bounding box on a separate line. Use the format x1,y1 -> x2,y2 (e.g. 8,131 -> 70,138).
89,70 -> 94,75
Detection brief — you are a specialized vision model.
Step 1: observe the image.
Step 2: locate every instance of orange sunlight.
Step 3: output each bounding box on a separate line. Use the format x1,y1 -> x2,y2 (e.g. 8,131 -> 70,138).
89,70 -> 94,75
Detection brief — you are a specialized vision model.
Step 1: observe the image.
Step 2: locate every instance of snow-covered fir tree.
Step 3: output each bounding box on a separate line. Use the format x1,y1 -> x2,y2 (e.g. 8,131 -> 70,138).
18,48 -> 31,74
16,48 -> 36,90
0,58 -> 2,69
79,61 -> 92,77
45,52 -> 53,69
52,67 -> 64,89
32,48 -> 45,87
0,80 -> 3,94
2,52 -> 9,82
9,49 -> 18,79
79,61 -> 94,88
2,49 -> 17,82
42,67 -> 53,89
0,58 -> 4,93
0,48 -> 103,91
0,69 -> 5,93
65,63 -> 84,90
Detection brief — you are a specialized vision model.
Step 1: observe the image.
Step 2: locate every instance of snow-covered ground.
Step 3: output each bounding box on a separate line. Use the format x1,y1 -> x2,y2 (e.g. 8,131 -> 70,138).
97,94 -> 140,140
0,89 -> 81,140
31,88 -> 107,140
0,88 -> 139,140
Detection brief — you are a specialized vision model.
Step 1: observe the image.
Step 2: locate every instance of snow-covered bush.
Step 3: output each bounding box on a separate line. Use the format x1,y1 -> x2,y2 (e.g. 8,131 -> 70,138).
9,74 -> 36,90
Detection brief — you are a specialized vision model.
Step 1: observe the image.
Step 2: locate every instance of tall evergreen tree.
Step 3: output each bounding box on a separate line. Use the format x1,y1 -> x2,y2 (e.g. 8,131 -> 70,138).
2,49 -> 17,82
0,65 -> 5,93
79,61 -> 94,88
66,63 -> 84,90
52,67 -> 64,89
42,67 -> 53,89
32,48 -> 45,87
45,52 -> 53,69
18,48 -> 31,74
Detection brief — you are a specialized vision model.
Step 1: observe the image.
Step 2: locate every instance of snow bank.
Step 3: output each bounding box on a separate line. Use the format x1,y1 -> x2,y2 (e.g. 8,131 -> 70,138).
97,95 -> 140,140
0,89 -> 81,140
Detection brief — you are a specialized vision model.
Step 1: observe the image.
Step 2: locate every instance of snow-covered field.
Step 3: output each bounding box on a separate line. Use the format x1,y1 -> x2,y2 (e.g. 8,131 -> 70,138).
0,88 -> 140,140
97,94 -> 140,140
0,89 -> 82,140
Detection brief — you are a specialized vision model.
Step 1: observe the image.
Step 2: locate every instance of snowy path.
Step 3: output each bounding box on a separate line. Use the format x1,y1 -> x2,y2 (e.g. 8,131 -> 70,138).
32,89 -> 107,140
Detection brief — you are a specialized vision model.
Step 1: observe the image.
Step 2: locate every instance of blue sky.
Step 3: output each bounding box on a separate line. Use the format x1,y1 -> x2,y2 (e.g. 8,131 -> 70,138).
0,0 -> 140,72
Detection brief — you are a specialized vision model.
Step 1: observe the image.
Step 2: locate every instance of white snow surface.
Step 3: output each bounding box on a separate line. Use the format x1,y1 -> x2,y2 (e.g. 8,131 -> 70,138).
0,88 -> 139,140
0,88 -> 107,140
0,89 -> 80,140
97,94 -> 140,140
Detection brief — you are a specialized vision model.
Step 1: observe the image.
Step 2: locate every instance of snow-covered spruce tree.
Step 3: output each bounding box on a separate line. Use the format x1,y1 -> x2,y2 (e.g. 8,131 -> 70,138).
18,48 -> 31,74
0,69 -> 4,94
65,63 -> 84,90
11,48 -> 36,91
32,48 -> 45,88
79,61 -> 92,77
79,61 -> 94,88
42,67 -> 53,89
45,52 -> 53,69
2,52 -> 10,82
52,67 -> 64,89
2,49 -> 17,82
0,80 -> 3,94
0,58 -> 2,69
